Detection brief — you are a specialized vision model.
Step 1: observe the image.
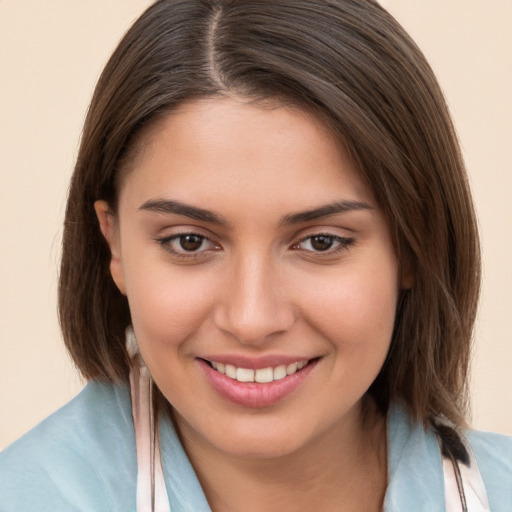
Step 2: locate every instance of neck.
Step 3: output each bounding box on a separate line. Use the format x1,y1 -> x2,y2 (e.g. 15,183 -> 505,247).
173,399 -> 388,512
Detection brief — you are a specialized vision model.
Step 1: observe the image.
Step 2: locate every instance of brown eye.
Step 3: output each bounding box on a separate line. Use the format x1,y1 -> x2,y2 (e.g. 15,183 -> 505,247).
179,234 -> 204,251
158,232 -> 217,256
309,235 -> 335,251
293,233 -> 355,254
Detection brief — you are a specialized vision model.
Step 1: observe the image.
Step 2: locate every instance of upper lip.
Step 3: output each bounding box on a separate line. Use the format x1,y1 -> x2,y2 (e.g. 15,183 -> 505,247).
198,354 -> 319,369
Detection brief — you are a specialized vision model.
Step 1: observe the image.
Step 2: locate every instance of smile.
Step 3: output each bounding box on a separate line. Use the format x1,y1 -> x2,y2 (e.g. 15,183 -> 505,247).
208,360 -> 309,383
200,357 -> 319,408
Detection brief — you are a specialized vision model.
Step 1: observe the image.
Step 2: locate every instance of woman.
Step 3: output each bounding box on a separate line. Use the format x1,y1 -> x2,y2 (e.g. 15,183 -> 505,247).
1,0 -> 511,510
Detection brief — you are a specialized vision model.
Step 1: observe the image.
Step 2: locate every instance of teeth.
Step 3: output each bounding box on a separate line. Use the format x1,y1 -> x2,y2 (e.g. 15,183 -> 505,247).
225,364 -> 237,379
255,367 -> 273,383
286,363 -> 298,375
210,360 -> 309,383
273,365 -> 287,380
236,368 -> 255,382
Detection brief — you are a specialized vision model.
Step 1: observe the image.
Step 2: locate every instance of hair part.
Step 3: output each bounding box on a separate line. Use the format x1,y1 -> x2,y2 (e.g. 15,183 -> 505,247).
59,0 -> 480,427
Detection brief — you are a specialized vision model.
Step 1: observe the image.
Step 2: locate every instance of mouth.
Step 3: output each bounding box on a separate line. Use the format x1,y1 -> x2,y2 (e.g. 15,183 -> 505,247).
198,356 -> 320,407
205,359 -> 311,383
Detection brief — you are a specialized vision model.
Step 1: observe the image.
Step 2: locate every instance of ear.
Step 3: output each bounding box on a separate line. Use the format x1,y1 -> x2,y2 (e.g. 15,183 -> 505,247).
94,200 -> 127,295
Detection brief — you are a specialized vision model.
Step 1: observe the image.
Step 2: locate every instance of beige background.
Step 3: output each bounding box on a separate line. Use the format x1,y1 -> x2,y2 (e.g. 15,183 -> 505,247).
1,0 -> 511,450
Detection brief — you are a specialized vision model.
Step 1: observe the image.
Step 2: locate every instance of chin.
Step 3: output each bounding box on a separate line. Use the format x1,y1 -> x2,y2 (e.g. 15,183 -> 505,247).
173,406 -> 315,461
215,432 -> 309,460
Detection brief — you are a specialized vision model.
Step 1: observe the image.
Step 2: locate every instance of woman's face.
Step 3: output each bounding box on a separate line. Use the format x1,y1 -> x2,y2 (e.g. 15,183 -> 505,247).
96,97 -> 401,459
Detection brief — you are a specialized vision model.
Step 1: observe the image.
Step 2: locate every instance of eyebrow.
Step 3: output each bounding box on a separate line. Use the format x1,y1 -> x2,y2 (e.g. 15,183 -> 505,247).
138,198 -> 372,226
280,200 -> 372,225
139,199 -> 227,225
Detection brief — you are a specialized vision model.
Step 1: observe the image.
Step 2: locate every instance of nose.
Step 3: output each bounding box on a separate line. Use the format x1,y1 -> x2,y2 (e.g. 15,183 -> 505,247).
213,253 -> 296,345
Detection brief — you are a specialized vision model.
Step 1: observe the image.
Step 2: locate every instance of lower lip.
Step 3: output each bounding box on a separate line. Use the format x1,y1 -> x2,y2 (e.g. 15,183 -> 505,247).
198,359 -> 318,408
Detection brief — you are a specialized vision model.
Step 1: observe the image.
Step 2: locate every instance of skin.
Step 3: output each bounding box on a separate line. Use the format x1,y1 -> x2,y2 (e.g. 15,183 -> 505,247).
96,97 -> 405,511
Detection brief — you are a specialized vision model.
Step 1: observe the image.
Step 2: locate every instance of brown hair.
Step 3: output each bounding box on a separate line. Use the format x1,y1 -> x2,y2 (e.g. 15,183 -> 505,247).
59,0 -> 480,427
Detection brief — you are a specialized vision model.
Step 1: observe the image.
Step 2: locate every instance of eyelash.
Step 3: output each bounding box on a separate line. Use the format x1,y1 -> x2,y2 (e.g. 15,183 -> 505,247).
156,232 -> 355,260
156,232 -> 219,260
292,233 -> 355,254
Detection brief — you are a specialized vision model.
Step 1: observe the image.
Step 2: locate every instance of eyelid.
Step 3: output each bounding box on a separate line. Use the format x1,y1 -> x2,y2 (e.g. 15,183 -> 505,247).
291,232 -> 355,254
154,226 -> 355,260
155,230 -> 221,259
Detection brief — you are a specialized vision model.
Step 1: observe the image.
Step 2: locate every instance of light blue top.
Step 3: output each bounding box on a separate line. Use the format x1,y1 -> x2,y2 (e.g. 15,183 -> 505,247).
1,381 -> 511,511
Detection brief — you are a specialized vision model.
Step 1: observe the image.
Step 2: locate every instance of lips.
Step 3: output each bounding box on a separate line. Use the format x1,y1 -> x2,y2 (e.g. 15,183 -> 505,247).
198,356 -> 318,408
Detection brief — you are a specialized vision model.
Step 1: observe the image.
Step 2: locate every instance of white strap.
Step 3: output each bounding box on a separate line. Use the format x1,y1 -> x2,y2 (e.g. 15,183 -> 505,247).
127,327 -> 171,512
443,436 -> 491,512
153,424 -> 171,512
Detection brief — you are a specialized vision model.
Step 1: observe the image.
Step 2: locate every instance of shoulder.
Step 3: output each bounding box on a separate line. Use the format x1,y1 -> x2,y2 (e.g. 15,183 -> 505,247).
0,381 -> 137,512
384,403 -> 445,510
384,404 -> 512,511
466,428 -> 512,511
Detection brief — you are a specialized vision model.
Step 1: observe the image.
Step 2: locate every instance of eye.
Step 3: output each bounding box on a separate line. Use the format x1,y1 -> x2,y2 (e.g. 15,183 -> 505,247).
174,234 -> 207,252
293,234 -> 354,253
157,232 -> 220,257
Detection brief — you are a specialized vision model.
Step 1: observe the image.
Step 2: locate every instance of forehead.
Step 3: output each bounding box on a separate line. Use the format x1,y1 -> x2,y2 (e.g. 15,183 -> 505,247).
117,97 -> 373,214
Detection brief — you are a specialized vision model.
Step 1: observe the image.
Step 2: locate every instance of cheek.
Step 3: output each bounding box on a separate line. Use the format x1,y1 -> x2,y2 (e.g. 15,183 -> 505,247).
123,260 -> 218,353
299,258 -> 399,353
